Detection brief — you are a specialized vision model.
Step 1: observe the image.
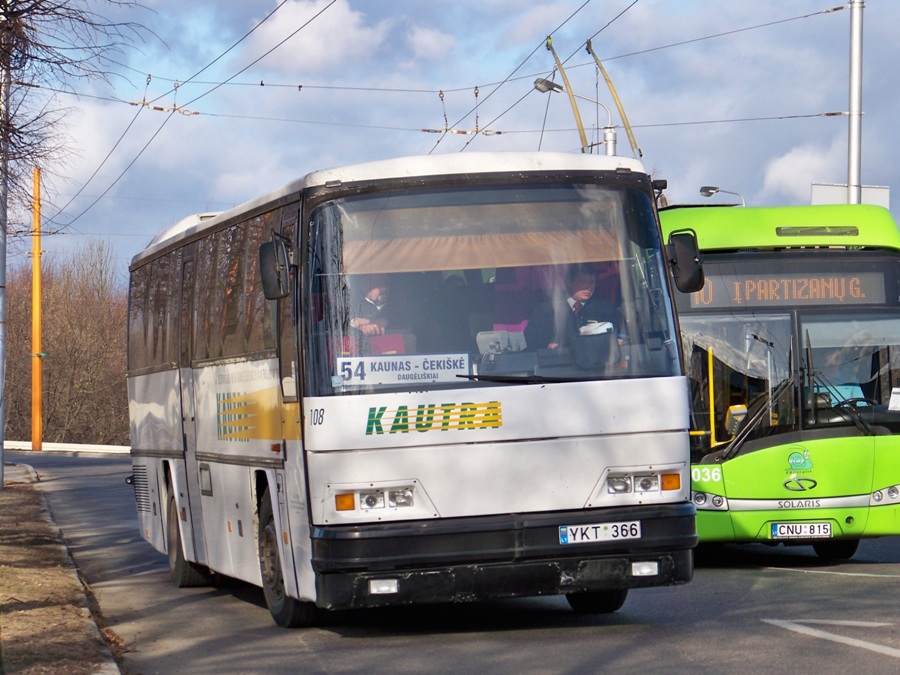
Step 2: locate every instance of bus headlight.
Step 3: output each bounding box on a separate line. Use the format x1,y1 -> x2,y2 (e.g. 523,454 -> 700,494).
692,491 -> 728,511
607,475 -> 633,494
871,484 -> 900,505
335,486 -> 417,513
388,488 -> 414,507
635,475 -> 660,493
607,471 -> 681,496
360,492 -> 385,509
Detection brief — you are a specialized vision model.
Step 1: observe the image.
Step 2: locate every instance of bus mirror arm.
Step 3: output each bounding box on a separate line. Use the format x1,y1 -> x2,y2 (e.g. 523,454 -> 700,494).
666,228 -> 704,294
260,234 -> 291,300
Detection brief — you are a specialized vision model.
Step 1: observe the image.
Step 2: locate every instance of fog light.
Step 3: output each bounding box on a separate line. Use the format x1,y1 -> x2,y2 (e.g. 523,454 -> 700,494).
635,475 -> 659,493
360,492 -> 385,509
888,486 -> 899,500
873,491 -> 884,503
368,578 -> 399,595
711,495 -> 725,508
631,561 -> 659,577
693,492 -> 707,506
607,475 -> 632,494
388,488 -> 414,507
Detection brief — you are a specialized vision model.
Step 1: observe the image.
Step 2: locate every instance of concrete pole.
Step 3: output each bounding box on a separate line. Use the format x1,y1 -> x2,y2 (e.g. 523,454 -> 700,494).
847,0 -> 864,204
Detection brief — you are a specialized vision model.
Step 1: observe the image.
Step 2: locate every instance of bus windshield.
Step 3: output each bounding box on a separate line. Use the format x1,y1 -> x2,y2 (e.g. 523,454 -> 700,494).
681,312 -> 794,452
803,313 -> 900,423
304,182 -> 680,396
680,281 -> 900,456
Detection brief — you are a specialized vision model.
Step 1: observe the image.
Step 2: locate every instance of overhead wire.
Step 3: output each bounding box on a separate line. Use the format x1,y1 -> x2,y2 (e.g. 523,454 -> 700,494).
462,0 -> 639,151
52,0 -> 304,231
46,76 -> 152,231
37,2 -> 846,230
444,0 -> 595,153
36,4 -> 841,139
71,5 -> 842,103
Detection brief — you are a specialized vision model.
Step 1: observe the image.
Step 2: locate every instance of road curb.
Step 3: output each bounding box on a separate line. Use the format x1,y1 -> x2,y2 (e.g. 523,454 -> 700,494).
3,462 -> 122,674
5,441 -> 130,454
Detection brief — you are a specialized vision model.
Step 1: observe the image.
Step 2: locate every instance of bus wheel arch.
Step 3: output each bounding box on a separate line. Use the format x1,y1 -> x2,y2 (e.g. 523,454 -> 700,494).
257,486 -> 319,627
166,487 -> 209,587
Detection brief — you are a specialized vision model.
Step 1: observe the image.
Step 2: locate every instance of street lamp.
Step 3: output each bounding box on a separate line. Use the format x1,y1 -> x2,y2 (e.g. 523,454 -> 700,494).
534,78 -> 617,156
699,185 -> 746,207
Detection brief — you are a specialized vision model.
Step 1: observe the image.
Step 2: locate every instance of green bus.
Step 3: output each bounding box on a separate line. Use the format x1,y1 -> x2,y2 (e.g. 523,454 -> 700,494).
661,203 -> 900,559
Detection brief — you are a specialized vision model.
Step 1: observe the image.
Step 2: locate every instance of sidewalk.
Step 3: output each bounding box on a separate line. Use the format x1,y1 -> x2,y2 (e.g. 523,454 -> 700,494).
1,461 -> 121,674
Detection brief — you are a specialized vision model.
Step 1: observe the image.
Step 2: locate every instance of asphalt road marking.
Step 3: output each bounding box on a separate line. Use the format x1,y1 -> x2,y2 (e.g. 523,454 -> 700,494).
762,619 -> 900,658
766,567 -> 900,578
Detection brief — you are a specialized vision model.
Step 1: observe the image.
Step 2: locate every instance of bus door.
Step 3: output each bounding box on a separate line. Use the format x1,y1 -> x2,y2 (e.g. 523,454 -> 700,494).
178,254 -> 207,565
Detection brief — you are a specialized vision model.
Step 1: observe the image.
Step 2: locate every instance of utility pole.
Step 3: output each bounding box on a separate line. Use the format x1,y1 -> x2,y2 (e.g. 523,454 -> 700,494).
32,167 -> 42,450
0,8 -> 10,490
847,0 -> 864,204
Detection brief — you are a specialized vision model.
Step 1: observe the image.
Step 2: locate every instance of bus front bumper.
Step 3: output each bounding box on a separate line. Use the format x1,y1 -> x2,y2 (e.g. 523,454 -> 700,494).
309,502 -> 696,610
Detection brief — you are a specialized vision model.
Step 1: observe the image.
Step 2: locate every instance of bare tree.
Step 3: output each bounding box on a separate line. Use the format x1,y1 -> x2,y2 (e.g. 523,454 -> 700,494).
5,241 -> 129,444
1,1 -> 148,216
1,2 -> 147,474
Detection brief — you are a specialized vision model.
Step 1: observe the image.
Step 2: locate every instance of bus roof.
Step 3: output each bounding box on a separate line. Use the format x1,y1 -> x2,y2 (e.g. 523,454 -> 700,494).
132,152 -> 647,268
660,203 -> 900,252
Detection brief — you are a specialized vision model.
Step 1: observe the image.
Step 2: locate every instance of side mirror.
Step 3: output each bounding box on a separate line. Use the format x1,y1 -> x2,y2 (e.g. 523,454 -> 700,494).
260,238 -> 290,300
666,229 -> 704,293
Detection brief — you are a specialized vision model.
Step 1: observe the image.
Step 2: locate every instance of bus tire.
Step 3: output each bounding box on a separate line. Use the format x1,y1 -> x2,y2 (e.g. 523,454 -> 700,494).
258,489 -> 319,628
565,588 -> 628,614
167,495 -> 209,587
813,539 -> 859,561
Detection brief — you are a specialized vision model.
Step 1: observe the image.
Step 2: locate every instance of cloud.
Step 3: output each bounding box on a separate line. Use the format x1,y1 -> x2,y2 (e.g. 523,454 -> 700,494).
238,0 -> 393,78
760,135 -> 846,203
405,25 -> 455,63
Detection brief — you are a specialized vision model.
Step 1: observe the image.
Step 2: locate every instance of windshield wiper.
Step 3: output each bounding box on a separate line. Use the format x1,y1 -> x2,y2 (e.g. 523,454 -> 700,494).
803,329 -> 872,435
458,374 -> 584,384
724,376 -> 794,460
811,374 -> 873,435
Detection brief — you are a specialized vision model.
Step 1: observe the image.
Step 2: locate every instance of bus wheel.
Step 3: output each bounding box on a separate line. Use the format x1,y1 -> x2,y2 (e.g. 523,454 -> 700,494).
258,489 -> 318,628
565,588 -> 628,614
167,495 -> 208,587
813,539 -> 860,561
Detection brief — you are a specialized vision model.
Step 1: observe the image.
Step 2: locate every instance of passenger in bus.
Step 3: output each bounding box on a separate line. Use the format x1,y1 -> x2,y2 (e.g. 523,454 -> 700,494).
348,274 -> 416,355
524,263 -> 619,351
818,342 -> 868,401
350,275 -> 391,336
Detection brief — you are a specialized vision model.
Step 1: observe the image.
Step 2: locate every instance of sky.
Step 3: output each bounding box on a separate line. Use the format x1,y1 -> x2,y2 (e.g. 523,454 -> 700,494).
15,0 -> 900,278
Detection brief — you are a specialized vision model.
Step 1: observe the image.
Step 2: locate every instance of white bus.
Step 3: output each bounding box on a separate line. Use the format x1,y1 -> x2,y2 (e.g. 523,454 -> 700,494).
126,152 -> 703,627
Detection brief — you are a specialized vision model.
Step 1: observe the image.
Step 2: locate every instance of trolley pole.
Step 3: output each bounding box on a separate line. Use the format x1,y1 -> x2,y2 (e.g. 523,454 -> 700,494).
545,37 -> 589,153
31,167 -> 42,450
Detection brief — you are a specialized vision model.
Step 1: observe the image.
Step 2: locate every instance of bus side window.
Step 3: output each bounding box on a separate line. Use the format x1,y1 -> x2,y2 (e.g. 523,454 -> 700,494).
278,209 -> 298,400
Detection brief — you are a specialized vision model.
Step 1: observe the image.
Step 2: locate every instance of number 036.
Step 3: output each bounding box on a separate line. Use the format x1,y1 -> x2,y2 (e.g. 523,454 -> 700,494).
691,466 -> 722,482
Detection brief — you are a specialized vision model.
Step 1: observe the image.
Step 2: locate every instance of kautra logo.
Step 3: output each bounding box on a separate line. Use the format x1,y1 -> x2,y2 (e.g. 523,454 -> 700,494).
365,401 -> 502,435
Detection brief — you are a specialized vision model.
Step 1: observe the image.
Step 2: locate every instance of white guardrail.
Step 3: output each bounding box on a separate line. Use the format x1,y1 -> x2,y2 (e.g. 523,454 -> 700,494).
5,441 -> 130,454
